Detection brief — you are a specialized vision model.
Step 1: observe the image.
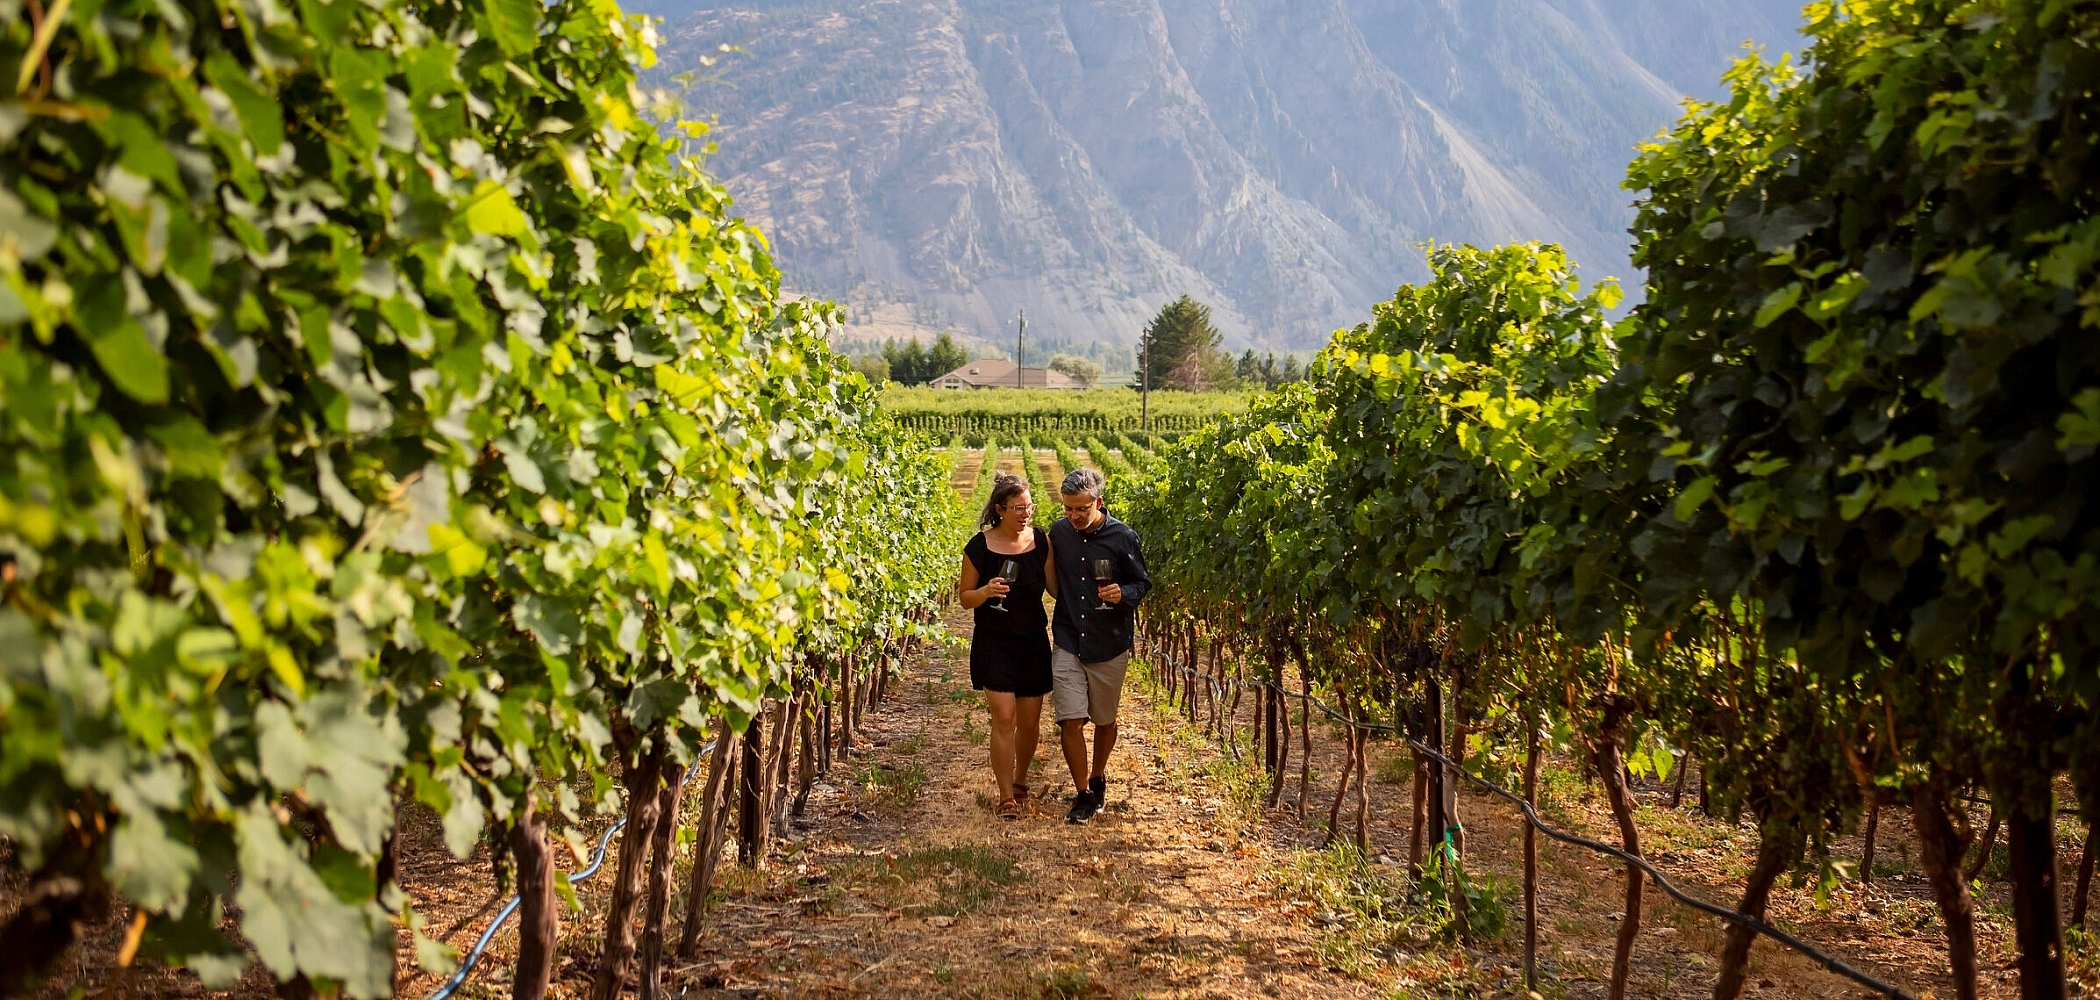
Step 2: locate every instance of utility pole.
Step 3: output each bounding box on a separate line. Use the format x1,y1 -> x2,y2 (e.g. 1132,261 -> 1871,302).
1016,308 -> 1026,389
1139,323 -> 1150,436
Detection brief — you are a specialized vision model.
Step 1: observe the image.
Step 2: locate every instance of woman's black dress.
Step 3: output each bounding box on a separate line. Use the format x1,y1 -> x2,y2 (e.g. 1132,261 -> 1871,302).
964,528 -> 1054,696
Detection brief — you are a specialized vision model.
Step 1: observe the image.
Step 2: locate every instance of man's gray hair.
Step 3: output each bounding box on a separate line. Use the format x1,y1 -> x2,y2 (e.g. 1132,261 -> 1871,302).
1060,467 -> 1106,500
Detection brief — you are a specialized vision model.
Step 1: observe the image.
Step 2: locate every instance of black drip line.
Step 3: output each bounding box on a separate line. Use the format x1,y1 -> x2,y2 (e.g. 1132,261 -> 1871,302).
1156,649 -> 1920,1000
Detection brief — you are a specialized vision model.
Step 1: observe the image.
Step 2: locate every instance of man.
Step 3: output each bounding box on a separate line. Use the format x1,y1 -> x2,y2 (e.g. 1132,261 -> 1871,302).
1048,468 -> 1151,825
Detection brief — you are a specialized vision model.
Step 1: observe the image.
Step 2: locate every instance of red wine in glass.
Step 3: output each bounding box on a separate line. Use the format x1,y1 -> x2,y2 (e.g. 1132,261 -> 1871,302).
991,559 -> 1019,612
1090,558 -> 1115,610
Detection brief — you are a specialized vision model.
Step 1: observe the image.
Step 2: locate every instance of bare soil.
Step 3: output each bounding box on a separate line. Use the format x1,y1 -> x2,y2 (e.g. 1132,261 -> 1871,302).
951,450 -> 984,498
8,605 -> 2096,1000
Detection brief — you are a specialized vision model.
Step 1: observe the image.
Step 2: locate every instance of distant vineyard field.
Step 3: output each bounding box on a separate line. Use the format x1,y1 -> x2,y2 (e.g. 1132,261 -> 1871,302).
881,387 -> 1250,442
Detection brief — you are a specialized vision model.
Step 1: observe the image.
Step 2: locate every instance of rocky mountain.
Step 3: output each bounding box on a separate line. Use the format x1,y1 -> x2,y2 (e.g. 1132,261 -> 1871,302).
643,0 -> 1804,351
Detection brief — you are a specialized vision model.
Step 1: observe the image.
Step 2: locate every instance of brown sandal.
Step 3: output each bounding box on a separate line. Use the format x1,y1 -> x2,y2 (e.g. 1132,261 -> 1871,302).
996,797 -> 1022,820
1012,782 -> 1030,805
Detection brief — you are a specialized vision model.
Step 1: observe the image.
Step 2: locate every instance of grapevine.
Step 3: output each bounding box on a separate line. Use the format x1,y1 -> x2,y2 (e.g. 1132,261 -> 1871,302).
882,387 -> 1242,442
970,434 -> 1001,510
0,0 -> 966,994
1123,4 -> 2100,998
1083,436 -> 1136,482
1114,433 -> 1161,472
1050,437 -> 1087,489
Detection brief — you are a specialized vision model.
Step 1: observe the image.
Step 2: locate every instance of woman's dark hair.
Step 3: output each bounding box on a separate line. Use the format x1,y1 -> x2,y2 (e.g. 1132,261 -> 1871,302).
977,473 -> 1030,531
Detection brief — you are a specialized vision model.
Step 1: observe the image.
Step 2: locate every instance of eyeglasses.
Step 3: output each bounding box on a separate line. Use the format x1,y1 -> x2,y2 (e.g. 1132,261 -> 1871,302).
1061,503 -> 1098,516
1003,504 -> 1035,514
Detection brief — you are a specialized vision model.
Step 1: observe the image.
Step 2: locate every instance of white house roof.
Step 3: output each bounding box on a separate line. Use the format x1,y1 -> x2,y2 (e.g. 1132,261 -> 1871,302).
934,359 -> 1089,389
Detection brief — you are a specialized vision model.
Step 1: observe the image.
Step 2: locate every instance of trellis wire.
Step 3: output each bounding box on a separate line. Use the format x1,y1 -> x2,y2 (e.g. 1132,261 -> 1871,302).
1159,651 -> 1920,1000
425,743 -> 716,1000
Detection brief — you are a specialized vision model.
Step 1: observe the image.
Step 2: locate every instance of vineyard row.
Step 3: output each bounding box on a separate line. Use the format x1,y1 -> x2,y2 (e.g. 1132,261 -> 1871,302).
0,0 -> 971,996
1122,6 -> 2100,1000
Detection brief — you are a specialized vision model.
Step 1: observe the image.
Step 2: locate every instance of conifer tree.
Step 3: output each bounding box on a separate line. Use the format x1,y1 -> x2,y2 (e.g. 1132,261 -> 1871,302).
1236,349 -> 1261,386
1134,295 -> 1231,391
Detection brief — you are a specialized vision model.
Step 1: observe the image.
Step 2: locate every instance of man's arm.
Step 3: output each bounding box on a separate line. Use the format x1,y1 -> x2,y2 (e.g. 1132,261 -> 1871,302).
1043,541 -> 1059,601
1118,530 -> 1151,607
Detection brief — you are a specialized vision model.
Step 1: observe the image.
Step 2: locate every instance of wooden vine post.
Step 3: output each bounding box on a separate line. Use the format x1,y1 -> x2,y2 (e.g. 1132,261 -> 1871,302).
1408,753 -> 1427,876
1351,715 -> 1369,852
737,715 -> 766,868
1321,700 -> 1357,849
1590,690 -> 1642,1000
1296,651 -> 1313,821
1860,801 -> 1880,885
2072,820 -> 2095,931
1423,676 -> 1447,865
509,800 -> 559,1000
1714,825 -> 1805,1000
678,727 -> 740,958
636,766 -> 687,1000
592,738 -> 666,1000
1912,778 -> 1982,1000
1522,719 -> 1541,990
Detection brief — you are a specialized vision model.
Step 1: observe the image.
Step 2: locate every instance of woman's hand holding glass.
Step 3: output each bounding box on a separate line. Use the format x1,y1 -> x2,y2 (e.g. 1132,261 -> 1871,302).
987,559 -> 1019,611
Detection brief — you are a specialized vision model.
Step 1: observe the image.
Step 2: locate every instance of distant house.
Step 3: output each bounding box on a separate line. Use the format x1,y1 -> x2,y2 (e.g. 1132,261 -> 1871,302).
931,359 -> 1090,390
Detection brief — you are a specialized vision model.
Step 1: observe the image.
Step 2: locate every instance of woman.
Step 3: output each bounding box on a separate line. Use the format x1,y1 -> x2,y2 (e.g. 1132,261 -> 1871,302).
957,473 -> 1054,819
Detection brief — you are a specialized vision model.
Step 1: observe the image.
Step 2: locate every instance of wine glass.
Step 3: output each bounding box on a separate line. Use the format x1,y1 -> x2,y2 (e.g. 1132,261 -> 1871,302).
1090,558 -> 1116,611
990,559 -> 1019,612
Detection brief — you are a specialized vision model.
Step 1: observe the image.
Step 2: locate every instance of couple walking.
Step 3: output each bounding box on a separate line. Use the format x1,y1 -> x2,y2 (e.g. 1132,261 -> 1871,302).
956,467 -> 1149,824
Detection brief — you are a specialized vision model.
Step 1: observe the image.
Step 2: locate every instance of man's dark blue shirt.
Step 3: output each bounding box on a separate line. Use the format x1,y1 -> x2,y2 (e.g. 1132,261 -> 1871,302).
1049,512 -> 1150,663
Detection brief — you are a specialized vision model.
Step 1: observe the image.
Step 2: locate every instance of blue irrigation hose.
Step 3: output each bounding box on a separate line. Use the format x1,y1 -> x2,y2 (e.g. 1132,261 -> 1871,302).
426,745 -> 715,1000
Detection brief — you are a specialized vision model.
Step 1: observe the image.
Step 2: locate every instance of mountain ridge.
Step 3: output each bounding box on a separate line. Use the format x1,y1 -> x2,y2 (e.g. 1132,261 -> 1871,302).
647,0 -> 1803,351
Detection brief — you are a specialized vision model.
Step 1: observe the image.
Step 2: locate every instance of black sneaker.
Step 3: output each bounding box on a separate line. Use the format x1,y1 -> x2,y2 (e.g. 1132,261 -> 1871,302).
1065,789 -> 1099,825
1088,776 -> 1107,804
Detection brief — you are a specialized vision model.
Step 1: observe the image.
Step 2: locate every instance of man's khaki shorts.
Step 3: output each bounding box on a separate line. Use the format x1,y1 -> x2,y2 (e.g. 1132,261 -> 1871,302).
1052,648 -> 1130,725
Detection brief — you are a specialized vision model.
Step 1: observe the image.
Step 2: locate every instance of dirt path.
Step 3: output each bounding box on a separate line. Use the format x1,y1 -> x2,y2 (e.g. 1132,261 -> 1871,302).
994,449 -> 1023,479
952,450 -> 985,498
654,607 -> 1376,1000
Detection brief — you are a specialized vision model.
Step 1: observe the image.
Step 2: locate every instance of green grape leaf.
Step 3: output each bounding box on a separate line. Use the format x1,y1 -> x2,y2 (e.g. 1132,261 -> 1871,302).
148,419 -> 224,480
413,931 -> 459,976
0,187 -> 57,260
202,52 -> 285,155
107,812 -> 200,910
1752,283 -> 1802,328
329,48 -> 392,152
1673,476 -> 1717,523
234,806 -> 395,999
2057,388 -> 2100,451
465,181 -> 530,236
439,768 -> 483,860
86,317 -> 171,404
483,0 -> 542,57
